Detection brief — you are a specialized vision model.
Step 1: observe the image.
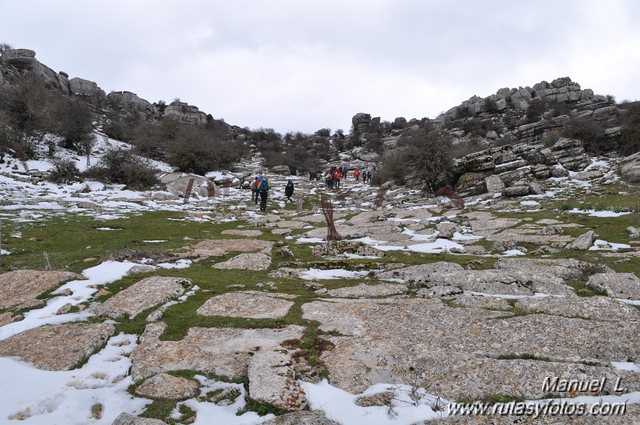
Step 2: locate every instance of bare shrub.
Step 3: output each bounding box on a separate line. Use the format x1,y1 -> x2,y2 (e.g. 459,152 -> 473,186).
560,118 -> 606,153
48,158 -> 82,184
84,148 -> 159,190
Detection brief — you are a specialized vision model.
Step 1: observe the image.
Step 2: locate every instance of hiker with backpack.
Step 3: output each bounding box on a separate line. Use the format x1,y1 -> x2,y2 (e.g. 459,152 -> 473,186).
354,168 -> 361,181
258,176 -> 270,212
249,177 -> 259,203
285,180 -> 295,203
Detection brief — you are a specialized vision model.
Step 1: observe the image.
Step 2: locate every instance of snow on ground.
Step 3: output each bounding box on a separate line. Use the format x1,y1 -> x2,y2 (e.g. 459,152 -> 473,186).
303,380 -> 447,424
175,375 -> 274,425
353,236 -> 465,254
568,208 -> 632,218
300,268 -> 370,280
0,261 -> 137,341
612,362 -> 640,373
589,240 -> 632,251
502,249 -> 527,257
0,333 -> 149,425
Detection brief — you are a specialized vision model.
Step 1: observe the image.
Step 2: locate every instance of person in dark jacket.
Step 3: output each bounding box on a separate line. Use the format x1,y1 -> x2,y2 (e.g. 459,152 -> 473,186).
285,180 -> 294,202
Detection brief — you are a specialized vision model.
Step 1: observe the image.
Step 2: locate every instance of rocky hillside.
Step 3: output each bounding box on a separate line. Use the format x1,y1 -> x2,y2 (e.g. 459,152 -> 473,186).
1,46 -> 639,198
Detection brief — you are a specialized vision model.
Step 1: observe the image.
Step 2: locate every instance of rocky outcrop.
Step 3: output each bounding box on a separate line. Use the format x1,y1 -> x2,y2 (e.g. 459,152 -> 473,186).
0,323 -> 115,370
107,90 -> 152,113
164,101 -> 208,125
454,138 -> 589,196
69,77 -> 106,98
620,152 -> 640,184
1,48 -> 70,93
186,238 -> 273,258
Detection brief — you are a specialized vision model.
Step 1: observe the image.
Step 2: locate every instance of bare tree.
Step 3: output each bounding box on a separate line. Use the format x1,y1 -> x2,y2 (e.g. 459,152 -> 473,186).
321,194 -> 341,241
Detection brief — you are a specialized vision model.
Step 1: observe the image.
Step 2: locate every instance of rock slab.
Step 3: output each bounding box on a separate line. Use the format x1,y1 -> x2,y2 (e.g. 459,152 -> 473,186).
248,350 -> 307,411
95,276 -> 191,319
0,323 -> 114,370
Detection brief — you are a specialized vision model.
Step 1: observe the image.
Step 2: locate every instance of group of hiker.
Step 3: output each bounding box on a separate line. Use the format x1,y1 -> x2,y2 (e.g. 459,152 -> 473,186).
249,175 -> 296,212
308,166 -> 371,188
249,165 -> 372,213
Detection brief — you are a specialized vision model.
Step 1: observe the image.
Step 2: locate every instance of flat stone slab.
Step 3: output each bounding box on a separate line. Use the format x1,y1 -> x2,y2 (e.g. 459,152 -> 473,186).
301,298 -> 640,399
516,295 -> 640,321
131,322 -> 305,380
377,262 -> 464,283
326,283 -> 407,298
134,372 -> 199,400
263,411 -> 339,424
248,350 -> 307,411
213,252 -> 272,271
221,229 -> 263,237
0,270 -> 80,310
197,291 -> 295,319
186,239 -> 273,258
95,276 -> 191,319
587,273 -> 640,300
0,323 -> 114,370
112,413 -> 168,425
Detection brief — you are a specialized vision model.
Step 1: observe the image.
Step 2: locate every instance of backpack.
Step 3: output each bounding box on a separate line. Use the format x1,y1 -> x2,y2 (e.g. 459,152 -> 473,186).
259,179 -> 269,191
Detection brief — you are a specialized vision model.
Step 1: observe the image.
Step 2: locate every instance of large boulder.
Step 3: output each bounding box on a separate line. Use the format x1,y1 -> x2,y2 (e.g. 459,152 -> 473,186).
566,230 -> 596,250
69,77 -> 106,98
620,152 -> 640,184
2,48 -> 68,92
107,91 -> 152,112
158,172 -> 214,198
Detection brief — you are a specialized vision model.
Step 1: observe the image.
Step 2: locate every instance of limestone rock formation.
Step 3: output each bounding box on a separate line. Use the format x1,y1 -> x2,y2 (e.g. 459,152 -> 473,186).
164,101 -> 208,125
69,77 -> 106,98
107,91 -> 152,113
454,138 -> 589,196
1,48 -> 70,93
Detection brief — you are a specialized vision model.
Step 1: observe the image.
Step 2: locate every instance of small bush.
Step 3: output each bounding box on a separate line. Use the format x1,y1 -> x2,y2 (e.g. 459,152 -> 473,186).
561,118 -> 606,153
619,102 -> 640,155
48,158 -> 82,184
84,148 -> 159,190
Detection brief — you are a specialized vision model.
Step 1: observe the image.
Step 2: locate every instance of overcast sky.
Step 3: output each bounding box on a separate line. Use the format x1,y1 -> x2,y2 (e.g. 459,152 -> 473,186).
2,0 -> 640,133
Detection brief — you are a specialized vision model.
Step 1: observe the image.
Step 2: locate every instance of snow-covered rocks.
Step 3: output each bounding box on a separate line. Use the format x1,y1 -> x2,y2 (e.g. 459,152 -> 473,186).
196,291 -> 295,319
94,277 -> 191,319
0,323 -> 114,370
